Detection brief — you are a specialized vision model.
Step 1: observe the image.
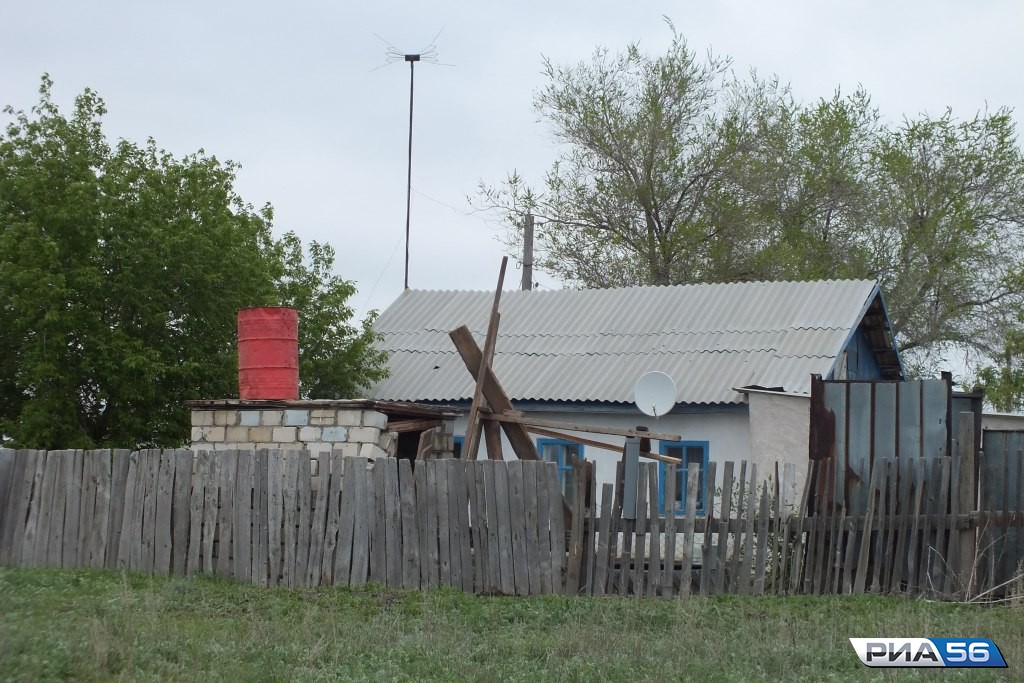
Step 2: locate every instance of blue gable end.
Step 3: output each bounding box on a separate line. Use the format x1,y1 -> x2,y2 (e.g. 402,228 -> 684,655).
842,326 -> 884,379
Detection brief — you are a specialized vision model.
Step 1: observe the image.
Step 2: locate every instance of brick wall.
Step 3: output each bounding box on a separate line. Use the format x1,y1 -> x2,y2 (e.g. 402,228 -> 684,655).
189,401 -> 455,470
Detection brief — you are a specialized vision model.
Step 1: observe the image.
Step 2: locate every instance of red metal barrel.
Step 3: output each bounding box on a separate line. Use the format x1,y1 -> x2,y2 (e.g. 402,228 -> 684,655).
237,307 -> 299,400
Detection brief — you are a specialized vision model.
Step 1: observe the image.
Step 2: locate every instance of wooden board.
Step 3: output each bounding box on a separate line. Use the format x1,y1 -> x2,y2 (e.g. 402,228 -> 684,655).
680,461 -> 701,597
1,450 -> 31,564
535,462 -> 553,594
283,451 -> 302,587
493,461 -> 515,595
295,451 -> 312,587
350,458 -> 371,586
415,459 -> 434,589
321,454 -> 344,584
422,460 -> 440,589
153,450 -> 175,576
593,483 -> 613,596
305,454 -> 329,586
454,460 -> 475,593
398,458 -> 421,589
435,460 -> 453,588
753,483 -> 770,595
506,460 -> 530,595
234,450 -> 254,584
370,459 -> 387,585
468,460 -> 486,592
33,449 -> 58,567
699,461 -> 716,596
254,448 -> 270,586
382,457 -> 403,589
104,450 -> 128,571
663,461 -> 678,597
0,449 -> 15,561
61,450 -> 83,569
545,463 -> 566,594
483,461 -> 502,594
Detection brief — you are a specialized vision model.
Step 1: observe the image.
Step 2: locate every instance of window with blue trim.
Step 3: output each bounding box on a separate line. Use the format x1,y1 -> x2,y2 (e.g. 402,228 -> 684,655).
537,438 -> 584,505
658,442 -> 709,515
453,436 -> 464,459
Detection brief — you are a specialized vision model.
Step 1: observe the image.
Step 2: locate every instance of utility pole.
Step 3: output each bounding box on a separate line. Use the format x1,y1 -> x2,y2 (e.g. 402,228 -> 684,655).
521,213 -> 534,291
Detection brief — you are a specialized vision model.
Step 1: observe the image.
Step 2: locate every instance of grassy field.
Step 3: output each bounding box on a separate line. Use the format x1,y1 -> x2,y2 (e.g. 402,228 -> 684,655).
1,568 -> 1021,682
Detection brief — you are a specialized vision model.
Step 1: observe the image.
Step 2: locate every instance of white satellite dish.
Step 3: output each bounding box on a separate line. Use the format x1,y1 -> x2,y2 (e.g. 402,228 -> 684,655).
633,371 -> 677,418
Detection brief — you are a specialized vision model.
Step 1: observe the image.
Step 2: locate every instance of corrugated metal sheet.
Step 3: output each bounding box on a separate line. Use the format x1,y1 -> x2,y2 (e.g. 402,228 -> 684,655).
368,279 -> 880,405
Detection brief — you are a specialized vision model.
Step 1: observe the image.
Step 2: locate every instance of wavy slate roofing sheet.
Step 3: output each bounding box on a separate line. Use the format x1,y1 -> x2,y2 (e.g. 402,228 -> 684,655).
367,279 -> 880,405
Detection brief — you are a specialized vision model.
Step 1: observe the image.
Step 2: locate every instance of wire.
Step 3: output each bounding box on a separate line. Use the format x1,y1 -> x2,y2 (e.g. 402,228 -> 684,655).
361,227 -> 405,311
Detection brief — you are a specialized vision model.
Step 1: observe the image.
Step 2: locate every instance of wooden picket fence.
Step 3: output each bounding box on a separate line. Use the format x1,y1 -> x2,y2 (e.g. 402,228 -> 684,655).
1,447 -> 1021,599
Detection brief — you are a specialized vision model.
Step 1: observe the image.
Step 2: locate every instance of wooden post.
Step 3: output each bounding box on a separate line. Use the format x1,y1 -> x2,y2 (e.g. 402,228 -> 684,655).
463,257 -> 508,461
957,411 -> 977,597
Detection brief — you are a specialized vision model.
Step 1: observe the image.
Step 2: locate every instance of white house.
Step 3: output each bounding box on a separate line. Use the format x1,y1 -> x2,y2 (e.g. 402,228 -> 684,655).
367,280 -> 904,515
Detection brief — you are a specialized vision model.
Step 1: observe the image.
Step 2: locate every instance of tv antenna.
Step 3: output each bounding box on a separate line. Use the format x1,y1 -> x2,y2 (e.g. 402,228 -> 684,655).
373,29 -> 450,290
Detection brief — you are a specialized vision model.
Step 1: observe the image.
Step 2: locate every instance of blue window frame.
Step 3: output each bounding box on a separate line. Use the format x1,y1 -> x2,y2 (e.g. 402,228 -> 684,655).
537,438 -> 584,505
453,436 -> 464,459
658,441 -> 709,515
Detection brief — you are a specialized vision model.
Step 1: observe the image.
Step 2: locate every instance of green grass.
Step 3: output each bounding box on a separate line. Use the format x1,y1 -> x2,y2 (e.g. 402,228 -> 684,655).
1,568 -> 1021,682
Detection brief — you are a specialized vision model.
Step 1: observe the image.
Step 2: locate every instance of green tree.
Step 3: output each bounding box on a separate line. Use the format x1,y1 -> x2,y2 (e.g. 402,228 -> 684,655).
0,76 -> 387,449
478,27 -> 1024,391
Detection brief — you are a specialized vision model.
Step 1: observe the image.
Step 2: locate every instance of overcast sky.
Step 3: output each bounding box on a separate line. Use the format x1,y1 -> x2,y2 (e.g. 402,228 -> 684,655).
4,1 -> 1023,320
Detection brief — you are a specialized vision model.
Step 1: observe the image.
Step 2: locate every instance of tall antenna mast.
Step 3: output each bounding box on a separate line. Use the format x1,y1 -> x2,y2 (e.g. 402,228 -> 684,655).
374,30 -> 446,291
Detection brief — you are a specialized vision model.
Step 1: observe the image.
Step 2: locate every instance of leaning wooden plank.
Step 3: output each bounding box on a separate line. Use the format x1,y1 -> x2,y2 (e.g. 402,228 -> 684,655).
525,427 -> 681,465
593,482 -> 614,596
496,413 -> 682,444
881,458 -> 900,591
462,257 -> 507,461
398,458 -> 420,589
699,461 -> 717,596
505,460 -> 530,595
333,454 -> 357,586
889,457 -> 911,594
645,462 -> 661,597
105,450 -> 131,571
449,326 -> 542,464
1,450 -> 32,565
788,459 -> 814,595
663,461 -> 678,598
280,450 -> 299,588
679,461 -> 701,598
728,461 -> 748,593
546,463 -> 566,594
916,458 -> 942,594
493,461 -> 515,595
233,450 -> 254,584
753,483 -> 771,595
853,459 -> 882,594
369,458 -> 387,585
382,457 -> 403,589
811,458 -> 833,595
350,458 -> 371,587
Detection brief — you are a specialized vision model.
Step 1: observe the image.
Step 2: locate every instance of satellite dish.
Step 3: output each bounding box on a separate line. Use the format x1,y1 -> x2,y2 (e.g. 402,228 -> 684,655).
633,371 -> 677,418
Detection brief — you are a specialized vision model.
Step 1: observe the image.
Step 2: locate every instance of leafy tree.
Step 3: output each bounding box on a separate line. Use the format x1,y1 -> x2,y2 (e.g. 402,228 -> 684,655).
0,76 -> 387,449
478,27 -> 1024,393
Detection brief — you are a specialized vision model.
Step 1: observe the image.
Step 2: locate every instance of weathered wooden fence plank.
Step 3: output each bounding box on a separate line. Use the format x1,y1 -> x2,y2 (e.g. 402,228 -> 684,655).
439,460 -> 457,590
1,450 -> 31,565
679,461 -> 700,598
44,450 -> 68,569
482,461 -> 501,594
60,450 -> 82,569
152,449 -> 175,576
333,454 -> 356,585
663,462 -> 678,598
350,458 -> 371,586
546,463 -> 566,594
455,460 -> 474,593
320,453 -> 344,585
32,449 -> 59,567
295,452 -> 312,588
106,450 -> 131,571
629,464 -> 649,598
382,457 -> 403,589
143,449 -> 162,574
753,483 -> 770,595
522,461 -> 543,596
370,459 -> 387,585
853,461 -> 881,594
234,450 -> 254,584
0,450 -> 14,559
398,458 -> 420,590
593,482 -> 613,596
507,460 -> 530,596
493,461 -> 515,595
645,462 -> 661,597
266,451 -> 283,586
416,459 -> 434,589
468,459 -> 485,593
253,448 -> 270,586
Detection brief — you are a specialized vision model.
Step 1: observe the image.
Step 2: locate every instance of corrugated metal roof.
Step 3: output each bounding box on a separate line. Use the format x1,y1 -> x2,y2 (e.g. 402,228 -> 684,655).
367,280 -> 881,405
